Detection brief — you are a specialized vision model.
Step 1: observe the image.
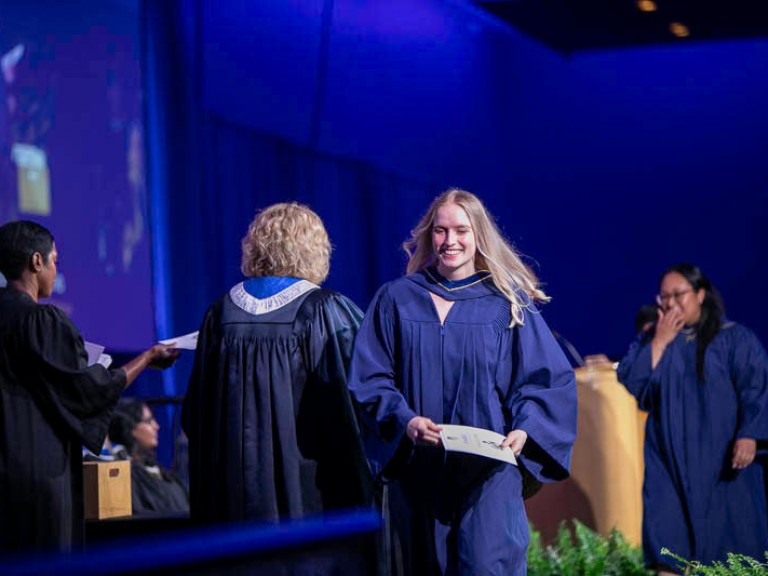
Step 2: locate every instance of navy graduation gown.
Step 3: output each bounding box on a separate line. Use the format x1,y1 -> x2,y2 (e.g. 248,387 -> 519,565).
618,322 -> 768,569
182,284 -> 372,526
0,288 -> 126,554
349,270 -> 577,575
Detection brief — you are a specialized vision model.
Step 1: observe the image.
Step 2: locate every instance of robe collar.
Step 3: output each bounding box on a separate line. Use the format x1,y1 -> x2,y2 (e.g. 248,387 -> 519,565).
679,319 -> 735,341
230,277 -> 319,316
406,267 -> 497,301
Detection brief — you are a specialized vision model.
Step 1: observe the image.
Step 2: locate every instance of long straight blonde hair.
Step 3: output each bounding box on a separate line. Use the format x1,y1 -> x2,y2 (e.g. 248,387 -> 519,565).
403,188 -> 548,326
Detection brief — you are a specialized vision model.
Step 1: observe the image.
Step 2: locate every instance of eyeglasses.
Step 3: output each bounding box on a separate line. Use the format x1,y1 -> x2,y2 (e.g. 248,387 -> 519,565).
656,289 -> 692,306
139,415 -> 157,425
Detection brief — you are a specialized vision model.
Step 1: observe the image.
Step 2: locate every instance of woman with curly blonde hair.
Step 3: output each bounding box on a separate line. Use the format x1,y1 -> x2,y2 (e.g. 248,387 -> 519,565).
183,203 -> 374,574
349,189 -> 577,576
240,202 -> 330,284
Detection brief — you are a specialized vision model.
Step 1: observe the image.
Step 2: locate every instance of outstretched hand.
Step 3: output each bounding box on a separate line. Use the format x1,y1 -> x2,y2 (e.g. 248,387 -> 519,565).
148,343 -> 180,369
501,429 -> 528,456
406,416 -> 442,446
121,343 -> 180,389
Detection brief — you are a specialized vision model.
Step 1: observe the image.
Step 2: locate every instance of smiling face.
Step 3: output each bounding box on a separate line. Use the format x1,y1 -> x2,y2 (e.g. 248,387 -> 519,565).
431,202 -> 477,281
658,271 -> 705,326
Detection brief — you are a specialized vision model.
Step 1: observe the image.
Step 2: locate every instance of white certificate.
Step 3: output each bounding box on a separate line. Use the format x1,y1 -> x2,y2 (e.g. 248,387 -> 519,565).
84,341 -> 104,366
159,330 -> 199,350
84,341 -> 113,369
439,424 -> 517,466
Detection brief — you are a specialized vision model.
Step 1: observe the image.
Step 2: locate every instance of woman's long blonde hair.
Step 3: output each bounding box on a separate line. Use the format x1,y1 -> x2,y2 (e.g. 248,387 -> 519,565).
403,188 -> 548,326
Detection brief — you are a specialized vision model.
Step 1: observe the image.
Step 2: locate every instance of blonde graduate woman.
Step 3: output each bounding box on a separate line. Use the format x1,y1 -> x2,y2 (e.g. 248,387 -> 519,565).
348,189 -> 578,576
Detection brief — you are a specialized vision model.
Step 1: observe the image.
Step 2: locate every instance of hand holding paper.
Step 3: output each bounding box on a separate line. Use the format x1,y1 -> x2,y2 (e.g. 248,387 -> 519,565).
407,416 -> 442,446
439,424 -> 517,466
148,344 -> 180,369
159,331 -> 199,350
501,429 -> 528,457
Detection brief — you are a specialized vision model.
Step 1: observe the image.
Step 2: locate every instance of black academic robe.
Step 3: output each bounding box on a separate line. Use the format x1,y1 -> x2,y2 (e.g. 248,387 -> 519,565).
182,286 -> 372,526
130,461 -> 189,516
0,288 -> 126,554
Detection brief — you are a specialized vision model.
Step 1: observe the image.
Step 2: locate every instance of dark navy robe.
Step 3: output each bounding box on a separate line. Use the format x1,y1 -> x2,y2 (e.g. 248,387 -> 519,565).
618,322 -> 768,570
182,280 -> 373,526
349,270 -> 577,575
0,288 -> 126,554
129,461 -> 189,516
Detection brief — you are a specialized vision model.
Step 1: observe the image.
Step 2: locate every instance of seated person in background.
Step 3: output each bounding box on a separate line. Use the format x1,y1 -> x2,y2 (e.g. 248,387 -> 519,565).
109,398 -> 189,516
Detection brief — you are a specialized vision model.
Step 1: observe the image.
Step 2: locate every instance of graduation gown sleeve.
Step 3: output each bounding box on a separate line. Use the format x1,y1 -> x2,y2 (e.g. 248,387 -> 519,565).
348,285 -> 419,479
23,305 -> 127,453
727,325 -> 768,441
506,305 -> 578,482
298,292 -> 373,508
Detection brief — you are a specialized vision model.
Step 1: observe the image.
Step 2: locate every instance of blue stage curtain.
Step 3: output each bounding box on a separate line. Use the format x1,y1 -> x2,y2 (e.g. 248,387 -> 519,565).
142,0 -> 436,399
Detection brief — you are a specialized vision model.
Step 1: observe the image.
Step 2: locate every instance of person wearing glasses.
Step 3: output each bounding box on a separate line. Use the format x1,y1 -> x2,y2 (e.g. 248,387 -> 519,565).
618,263 -> 768,575
348,189 -> 577,576
108,399 -> 189,516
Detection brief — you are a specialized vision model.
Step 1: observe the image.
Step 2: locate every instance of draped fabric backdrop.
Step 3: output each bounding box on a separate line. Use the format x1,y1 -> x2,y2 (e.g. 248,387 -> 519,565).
141,0 -> 440,399
141,0 -> 768,405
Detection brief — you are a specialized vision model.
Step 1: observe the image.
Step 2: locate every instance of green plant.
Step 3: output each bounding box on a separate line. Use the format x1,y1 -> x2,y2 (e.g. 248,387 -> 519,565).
527,520 -> 651,576
661,548 -> 768,575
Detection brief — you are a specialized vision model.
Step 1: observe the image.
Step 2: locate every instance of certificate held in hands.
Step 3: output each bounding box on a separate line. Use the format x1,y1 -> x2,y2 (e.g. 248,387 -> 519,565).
439,424 -> 517,466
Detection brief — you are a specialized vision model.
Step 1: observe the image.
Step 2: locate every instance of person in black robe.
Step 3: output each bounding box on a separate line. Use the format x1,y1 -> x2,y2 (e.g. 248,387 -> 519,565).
0,220 -> 179,555
348,189 -> 578,576
182,203 -> 373,573
108,398 -> 189,516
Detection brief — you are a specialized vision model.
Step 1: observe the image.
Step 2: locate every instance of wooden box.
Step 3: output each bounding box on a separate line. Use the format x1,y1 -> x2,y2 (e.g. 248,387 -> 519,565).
83,460 -> 132,519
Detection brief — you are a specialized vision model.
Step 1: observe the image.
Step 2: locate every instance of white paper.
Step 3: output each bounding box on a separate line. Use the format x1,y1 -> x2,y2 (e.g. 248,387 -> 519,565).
439,424 -> 517,466
97,354 -> 113,368
159,330 -> 199,350
84,341 -> 105,367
